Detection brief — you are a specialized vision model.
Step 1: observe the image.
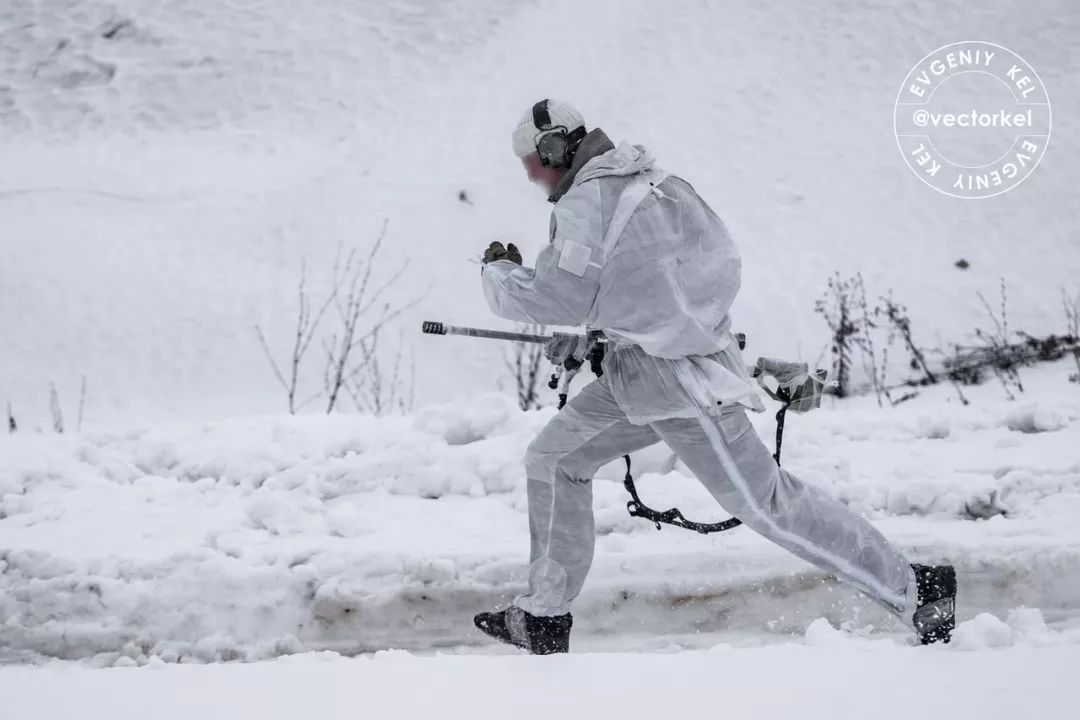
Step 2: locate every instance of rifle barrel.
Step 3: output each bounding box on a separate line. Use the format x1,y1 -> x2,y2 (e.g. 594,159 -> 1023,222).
421,321 -> 552,344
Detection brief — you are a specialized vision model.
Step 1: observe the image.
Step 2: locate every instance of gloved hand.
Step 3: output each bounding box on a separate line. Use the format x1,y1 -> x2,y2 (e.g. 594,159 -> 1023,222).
482,241 -> 523,265
544,332 -> 593,370
753,357 -> 828,413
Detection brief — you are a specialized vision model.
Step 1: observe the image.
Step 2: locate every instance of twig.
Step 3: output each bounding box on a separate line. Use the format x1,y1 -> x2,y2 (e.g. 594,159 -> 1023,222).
974,278 -> 1023,398
1062,288 -> 1080,383
878,291 -> 937,386
49,382 -> 64,433
815,272 -> 865,398
344,327 -> 417,415
77,375 -> 87,431
503,323 -> 546,410
255,259 -> 339,413
856,274 -> 889,407
323,221 -> 426,415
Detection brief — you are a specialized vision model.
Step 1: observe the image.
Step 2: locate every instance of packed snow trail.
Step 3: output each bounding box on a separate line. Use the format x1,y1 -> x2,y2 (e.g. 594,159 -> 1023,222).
1,621 -> 1078,720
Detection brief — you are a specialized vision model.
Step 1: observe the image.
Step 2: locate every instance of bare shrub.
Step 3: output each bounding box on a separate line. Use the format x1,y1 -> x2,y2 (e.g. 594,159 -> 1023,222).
504,323 -> 546,411
257,221 -> 424,416
321,222 -> 422,414
877,292 -> 937,387
342,327 -> 416,415
255,259 -> 337,414
815,272 -> 865,398
817,274 -> 1076,405
1063,288 -> 1080,383
972,278 -> 1024,399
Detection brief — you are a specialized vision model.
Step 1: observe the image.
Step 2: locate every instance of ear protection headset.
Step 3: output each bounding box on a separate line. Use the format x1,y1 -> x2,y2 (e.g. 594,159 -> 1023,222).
532,99 -> 586,169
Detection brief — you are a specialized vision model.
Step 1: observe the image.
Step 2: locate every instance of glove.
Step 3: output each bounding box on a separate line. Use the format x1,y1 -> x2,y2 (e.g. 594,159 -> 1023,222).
753,357 -> 827,413
544,332 -> 593,370
482,241 -> 522,265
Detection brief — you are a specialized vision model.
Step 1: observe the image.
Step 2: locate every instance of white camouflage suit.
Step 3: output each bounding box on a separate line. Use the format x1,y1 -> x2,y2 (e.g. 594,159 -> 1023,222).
482,130 -> 917,621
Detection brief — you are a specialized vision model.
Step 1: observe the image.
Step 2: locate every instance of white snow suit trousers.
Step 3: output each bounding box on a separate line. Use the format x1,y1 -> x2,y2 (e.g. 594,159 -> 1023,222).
515,374 -> 916,619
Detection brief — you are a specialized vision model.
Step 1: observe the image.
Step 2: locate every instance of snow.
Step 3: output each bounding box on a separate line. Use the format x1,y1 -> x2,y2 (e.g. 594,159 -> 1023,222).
1,361 -> 1078,666
3,0 -> 1079,426
2,626 -> 1079,720
2,1 -> 1080,713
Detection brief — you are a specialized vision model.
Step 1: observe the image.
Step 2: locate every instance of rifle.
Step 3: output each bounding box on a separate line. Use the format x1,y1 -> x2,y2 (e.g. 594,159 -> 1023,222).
421,320 -> 752,535
422,320 -> 745,351
423,321 -> 749,410
422,320 -> 600,403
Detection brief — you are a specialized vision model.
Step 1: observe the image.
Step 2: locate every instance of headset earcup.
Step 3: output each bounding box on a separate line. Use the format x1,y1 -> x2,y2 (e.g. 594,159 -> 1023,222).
537,132 -> 570,168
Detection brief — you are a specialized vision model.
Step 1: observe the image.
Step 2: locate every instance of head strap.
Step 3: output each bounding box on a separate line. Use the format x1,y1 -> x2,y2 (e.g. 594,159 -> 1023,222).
532,99 -> 553,130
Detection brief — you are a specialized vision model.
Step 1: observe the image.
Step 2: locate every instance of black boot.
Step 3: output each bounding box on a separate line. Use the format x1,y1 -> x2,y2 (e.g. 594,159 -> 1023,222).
912,564 -> 957,645
474,606 -> 572,655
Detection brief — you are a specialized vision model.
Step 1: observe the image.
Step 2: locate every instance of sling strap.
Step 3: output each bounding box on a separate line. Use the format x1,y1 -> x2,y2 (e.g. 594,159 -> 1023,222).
602,167 -> 671,261
554,341 -> 787,535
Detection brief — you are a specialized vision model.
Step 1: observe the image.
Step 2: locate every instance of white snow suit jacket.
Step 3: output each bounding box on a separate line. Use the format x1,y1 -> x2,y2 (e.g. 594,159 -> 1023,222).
483,129 -> 764,423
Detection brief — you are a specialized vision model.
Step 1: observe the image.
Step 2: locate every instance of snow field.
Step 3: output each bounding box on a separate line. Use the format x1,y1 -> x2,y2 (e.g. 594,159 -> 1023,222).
3,0 -> 1079,427
1,362 -> 1078,664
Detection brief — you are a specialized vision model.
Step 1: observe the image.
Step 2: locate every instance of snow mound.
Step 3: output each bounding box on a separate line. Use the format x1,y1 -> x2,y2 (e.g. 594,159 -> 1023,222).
951,608 -> 1080,650
1005,403 -> 1067,434
3,376 -> 1080,663
803,608 -> 1080,652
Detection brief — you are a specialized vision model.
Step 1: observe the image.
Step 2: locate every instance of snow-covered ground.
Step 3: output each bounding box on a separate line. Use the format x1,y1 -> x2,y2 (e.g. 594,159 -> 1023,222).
3,629 -> 1079,720
2,362 -> 1078,666
2,362 -> 1079,715
3,1 -> 1080,716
